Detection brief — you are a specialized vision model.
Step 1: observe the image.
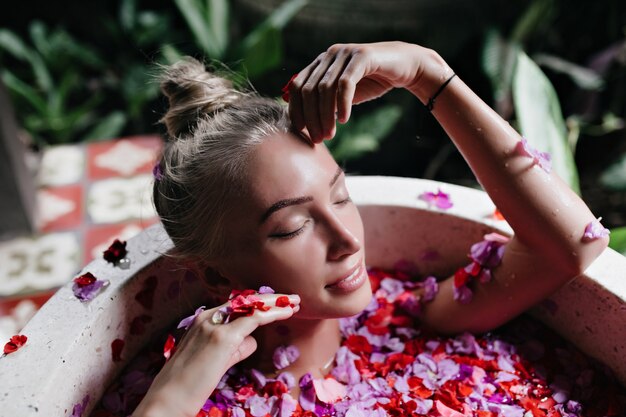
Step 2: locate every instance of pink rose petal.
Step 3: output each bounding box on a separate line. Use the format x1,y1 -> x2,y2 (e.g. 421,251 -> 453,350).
583,217 -> 610,241
313,378 -> 347,404
419,189 -> 453,210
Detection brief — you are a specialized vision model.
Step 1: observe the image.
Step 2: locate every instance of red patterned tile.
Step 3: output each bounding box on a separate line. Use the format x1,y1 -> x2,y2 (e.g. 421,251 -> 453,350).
86,135 -> 163,180
37,184 -> 83,232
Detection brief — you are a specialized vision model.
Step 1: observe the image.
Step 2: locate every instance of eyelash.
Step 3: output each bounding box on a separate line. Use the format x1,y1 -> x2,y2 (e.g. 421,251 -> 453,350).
271,197 -> 352,240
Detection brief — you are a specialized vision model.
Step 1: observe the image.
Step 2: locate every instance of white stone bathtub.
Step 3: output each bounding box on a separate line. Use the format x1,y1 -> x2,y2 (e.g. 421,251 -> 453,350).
1,176 -> 624,416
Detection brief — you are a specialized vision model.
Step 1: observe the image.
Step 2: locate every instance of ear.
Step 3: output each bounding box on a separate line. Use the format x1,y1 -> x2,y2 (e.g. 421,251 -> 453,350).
197,260 -> 233,299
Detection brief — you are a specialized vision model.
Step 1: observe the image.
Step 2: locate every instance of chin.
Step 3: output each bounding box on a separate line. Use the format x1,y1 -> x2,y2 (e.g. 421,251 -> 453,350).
305,280 -> 373,319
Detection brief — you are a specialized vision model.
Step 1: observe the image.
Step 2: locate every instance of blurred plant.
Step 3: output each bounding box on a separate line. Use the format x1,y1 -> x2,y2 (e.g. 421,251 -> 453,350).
0,0 -> 308,147
0,22 -> 126,146
609,226 -> 626,255
481,0 -> 581,193
326,104 -> 403,161
171,0 -> 308,78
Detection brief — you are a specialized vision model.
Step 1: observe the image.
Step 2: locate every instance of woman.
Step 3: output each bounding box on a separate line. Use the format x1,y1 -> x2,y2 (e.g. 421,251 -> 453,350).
134,42 -> 609,416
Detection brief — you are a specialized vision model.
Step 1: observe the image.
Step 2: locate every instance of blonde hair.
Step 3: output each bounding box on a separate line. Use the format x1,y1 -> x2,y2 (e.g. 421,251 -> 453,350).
153,57 -> 290,262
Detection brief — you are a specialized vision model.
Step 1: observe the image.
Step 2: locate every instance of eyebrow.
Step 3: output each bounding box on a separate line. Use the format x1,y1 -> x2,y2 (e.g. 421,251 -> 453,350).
259,166 -> 344,224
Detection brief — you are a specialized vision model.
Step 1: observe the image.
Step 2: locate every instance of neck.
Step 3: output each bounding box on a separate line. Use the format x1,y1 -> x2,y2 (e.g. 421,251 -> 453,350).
242,317 -> 342,382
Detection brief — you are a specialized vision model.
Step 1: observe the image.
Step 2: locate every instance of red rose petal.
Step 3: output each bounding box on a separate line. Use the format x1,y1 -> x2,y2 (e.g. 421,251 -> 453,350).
276,295 -> 291,307
163,334 -> 176,361
103,239 -> 127,263
344,335 -> 373,356
74,272 -> 97,287
281,73 -> 298,102
3,334 -> 27,354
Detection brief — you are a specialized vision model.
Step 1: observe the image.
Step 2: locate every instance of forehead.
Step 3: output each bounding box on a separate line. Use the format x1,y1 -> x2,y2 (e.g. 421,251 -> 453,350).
246,132 -> 339,207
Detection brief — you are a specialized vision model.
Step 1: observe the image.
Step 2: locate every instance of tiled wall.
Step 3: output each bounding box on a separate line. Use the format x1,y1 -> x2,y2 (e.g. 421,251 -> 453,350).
0,135 -> 163,342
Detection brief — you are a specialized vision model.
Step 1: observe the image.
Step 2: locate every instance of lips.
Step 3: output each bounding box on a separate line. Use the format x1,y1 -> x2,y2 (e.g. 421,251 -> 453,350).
325,259 -> 367,292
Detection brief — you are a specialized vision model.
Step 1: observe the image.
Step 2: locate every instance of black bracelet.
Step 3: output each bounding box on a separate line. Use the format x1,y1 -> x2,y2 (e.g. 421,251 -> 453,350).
425,73 -> 457,112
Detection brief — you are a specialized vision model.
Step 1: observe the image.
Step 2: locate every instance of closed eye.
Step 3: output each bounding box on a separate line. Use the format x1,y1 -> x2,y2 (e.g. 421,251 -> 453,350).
270,220 -> 310,239
336,196 -> 352,205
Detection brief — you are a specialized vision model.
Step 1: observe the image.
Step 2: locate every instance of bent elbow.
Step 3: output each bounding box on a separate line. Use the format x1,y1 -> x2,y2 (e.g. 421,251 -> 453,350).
560,235 -> 610,278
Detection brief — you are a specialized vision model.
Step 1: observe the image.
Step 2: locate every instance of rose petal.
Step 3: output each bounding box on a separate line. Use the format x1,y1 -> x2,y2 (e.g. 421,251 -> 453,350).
3,334 -> 27,354
177,306 -> 206,330
313,378 -> 347,404
419,189 -> 453,210
583,217 -> 610,241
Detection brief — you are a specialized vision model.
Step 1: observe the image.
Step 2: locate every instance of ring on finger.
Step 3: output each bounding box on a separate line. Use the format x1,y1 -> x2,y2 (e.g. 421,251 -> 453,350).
211,309 -> 229,325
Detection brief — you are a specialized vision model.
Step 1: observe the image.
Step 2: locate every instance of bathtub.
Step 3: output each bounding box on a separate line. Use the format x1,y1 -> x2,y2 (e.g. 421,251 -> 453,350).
0,176 -> 624,416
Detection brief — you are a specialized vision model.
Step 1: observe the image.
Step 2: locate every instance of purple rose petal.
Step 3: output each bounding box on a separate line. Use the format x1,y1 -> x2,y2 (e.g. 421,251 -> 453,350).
453,284 -> 473,304
258,286 -> 275,294
519,137 -> 552,173
177,306 -> 206,330
582,217 -> 610,241
273,345 -> 300,370
71,394 -> 90,417
152,161 -> 163,180
72,279 -> 109,302
298,372 -> 317,411
422,276 -> 439,302
419,189 -> 453,210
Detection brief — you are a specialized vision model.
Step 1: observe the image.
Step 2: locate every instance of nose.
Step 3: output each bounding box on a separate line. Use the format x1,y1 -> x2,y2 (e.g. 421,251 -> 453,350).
325,212 -> 361,261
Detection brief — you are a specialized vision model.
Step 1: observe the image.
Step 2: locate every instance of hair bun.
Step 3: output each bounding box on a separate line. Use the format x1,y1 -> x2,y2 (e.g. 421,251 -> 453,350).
159,57 -> 243,138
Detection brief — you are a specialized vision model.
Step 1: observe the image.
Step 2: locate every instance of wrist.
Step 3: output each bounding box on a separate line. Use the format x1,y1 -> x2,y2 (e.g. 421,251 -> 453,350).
405,47 -> 455,105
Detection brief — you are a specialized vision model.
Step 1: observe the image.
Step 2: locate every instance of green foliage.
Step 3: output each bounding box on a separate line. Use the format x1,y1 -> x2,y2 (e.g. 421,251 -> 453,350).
0,0 -> 307,146
0,23 -> 125,146
326,105 -> 403,161
172,0 -> 308,78
608,227 -> 626,256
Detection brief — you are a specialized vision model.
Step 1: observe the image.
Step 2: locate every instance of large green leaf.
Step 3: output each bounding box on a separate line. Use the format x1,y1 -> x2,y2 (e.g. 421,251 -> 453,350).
175,0 -> 229,59
608,227 -> 626,256
237,26 -> 282,79
0,29 -> 33,61
512,51 -> 580,193
327,104 -> 402,161
236,0 -> 307,78
1,70 -> 47,114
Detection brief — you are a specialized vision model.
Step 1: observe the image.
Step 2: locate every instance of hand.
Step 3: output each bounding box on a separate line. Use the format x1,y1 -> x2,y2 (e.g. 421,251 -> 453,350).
133,293 -> 300,417
286,41 -> 451,143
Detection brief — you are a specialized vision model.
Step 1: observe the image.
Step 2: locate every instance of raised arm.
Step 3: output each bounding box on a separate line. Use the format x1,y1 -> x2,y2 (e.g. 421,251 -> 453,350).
286,41 -> 610,334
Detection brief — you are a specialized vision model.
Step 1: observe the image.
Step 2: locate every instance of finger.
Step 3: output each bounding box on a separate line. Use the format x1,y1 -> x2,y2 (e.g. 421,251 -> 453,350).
318,50 -> 350,139
337,56 -> 367,124
288,60 -> 321,133
194,293 -> 300,325
301,54 -> 337,143
220,301 -> 300,342
226,335 -> 258,369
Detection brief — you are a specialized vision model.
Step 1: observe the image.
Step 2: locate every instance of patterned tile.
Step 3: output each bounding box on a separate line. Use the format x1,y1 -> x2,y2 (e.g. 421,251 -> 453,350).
0,290 -> 55,341
87,135 -> 162,179
37,145 -> 85,187
0,232 -> 80,296
0,136 -> 162,309
87,174 -> 156,224
36,185 -> 83,232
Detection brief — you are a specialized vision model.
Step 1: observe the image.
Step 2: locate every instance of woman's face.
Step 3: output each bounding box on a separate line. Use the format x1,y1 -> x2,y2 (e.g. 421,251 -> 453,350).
215,132 -> 372,319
